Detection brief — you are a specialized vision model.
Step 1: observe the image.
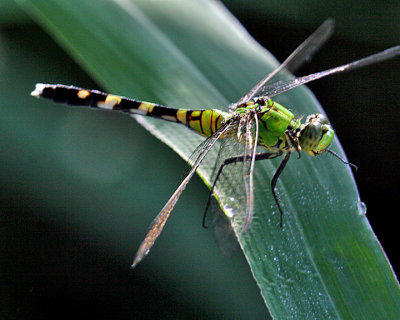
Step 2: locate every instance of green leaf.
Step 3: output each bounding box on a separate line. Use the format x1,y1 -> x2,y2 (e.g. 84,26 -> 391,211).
17,0 -> 399,318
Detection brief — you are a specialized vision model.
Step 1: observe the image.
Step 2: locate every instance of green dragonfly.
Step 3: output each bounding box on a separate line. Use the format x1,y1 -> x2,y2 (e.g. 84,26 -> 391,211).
31,20 -> 400,268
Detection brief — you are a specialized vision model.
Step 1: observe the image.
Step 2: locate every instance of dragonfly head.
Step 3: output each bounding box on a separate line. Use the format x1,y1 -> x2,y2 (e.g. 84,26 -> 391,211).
298,113 -> 334,156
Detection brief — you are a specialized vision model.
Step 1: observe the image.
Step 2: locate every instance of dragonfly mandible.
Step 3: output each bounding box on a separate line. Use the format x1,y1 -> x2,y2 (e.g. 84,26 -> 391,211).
31,19 -> 400,268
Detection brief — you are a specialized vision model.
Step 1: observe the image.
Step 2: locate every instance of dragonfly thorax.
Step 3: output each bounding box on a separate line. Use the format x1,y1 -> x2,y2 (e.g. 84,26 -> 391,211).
250,98 -> 298,152
298,113 -> 335,156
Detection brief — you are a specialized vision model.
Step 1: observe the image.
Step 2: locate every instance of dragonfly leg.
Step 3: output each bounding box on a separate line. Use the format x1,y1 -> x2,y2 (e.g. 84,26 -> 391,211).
271,152 -> 291,227
285,130 -> 301,159
326,148 -> 358,170
202,151 -> 283,228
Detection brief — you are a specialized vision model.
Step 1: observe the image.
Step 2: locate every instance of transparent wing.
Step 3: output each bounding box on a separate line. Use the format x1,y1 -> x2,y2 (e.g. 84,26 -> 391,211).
257,45 -> 400,99
205,134 -> 249,227
240,112 -> 259,231
131,119 -> 234,268
236,19 -> 335,105
205,112 -> 259,236
210,198 -> 239,256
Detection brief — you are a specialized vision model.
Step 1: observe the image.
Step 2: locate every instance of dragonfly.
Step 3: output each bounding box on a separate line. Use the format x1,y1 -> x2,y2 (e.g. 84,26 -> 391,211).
31,19 -> 400,268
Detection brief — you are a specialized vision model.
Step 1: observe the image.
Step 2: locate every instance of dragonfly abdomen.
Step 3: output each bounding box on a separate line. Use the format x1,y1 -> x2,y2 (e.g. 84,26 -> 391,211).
31,84 -> 228,137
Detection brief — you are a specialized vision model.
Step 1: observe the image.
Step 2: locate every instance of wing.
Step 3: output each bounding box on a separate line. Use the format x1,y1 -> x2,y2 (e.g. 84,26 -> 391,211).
240,111 -> 259,231
257,45 -> 400,99
131,118 -> 234,268
204,112 -> 259,234
236,19 -> 335,105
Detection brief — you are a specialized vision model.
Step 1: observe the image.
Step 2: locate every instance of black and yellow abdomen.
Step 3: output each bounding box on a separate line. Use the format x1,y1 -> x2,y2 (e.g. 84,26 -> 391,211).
31,84 -> 229,138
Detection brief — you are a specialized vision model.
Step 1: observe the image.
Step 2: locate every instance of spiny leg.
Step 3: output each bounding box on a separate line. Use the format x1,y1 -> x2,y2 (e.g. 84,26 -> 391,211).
203,151 -> 283,228
285,130 -> 301,159
271,152 -> 291,227
326,148 -> 358,170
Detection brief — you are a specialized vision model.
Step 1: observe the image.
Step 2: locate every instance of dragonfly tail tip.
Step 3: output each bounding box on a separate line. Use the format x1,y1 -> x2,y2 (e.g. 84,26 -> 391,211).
31,83 -> 46,97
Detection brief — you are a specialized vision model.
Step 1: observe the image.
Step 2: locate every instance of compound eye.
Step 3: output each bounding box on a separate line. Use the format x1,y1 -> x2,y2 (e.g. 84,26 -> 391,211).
299,121 -> 323,152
